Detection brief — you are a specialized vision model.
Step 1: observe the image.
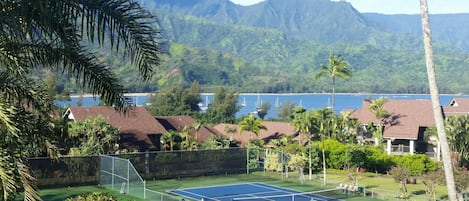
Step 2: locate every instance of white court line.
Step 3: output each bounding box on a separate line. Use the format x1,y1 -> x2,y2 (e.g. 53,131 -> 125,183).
248,182 -> 296,194
173,182 -> 257,191
170,189 -> 220,201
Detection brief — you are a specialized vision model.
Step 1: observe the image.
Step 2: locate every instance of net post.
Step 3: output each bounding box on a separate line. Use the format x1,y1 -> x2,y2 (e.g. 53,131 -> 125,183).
291,193 -> 294,201
144,180 -> 146,199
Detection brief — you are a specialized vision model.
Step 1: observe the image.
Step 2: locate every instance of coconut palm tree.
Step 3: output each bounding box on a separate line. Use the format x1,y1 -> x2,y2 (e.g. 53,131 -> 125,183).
290,107 -> 311,145
367,97 -> 389,146
238,114 -> 267,140
1,0 -> 163,199
419,0 -> 457,200
311,108 -> 335,185
161,131 -> 181,151
315,54 -> 352,113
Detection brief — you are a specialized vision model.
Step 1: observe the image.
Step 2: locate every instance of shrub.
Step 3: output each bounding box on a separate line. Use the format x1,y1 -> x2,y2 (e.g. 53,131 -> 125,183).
393,154 -> 438,176
322,139 -> 347,169
65,192 -> 118,201
364,147 -> 395,173
265,152 -> 283,172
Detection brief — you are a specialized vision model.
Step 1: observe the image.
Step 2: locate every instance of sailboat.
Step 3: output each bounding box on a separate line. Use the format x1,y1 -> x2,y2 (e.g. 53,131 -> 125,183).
275,97 -> 280,108
255,94 -> 262,110
240,97 -> 246,107
251,94 -> 261,114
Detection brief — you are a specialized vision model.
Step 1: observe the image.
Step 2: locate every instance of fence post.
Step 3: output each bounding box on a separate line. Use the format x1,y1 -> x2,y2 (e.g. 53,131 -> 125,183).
281,151 -> 284,180
111,156 -> 115,190
144,180 -> 146,199
127,159 -> 130,195
247,147 -> 249,175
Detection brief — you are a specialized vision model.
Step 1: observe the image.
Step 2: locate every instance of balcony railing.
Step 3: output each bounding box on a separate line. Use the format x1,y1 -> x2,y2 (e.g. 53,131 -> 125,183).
390,145 -> 410,155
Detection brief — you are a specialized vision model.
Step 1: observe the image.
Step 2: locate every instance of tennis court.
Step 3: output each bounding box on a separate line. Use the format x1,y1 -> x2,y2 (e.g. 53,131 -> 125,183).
168,182 -> 343,201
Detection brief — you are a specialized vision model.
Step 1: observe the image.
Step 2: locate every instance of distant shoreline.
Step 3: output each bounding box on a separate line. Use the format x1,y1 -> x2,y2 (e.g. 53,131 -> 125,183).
69,92 -> 466,98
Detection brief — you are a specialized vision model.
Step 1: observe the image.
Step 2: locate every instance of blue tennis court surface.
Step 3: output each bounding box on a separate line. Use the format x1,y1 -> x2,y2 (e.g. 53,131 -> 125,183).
168,182 -> 341,201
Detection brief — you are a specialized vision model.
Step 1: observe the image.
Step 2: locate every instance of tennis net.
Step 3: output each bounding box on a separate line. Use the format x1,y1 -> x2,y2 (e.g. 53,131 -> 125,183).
231,188 -> 349,201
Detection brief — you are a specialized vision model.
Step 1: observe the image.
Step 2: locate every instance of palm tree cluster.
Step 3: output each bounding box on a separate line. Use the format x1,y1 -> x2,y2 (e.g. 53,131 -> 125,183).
1,0 -> 163,199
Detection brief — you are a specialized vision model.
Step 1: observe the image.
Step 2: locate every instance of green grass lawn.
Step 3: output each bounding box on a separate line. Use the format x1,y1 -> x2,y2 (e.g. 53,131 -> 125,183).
17,170 -> 448,201
16,186 -> 145,201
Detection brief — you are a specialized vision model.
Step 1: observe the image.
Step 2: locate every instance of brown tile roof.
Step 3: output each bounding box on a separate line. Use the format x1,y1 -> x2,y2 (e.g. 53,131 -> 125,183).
213,121 -> 296,147
350,99 -> 436,140
155,116 -> 219,144
443,98 -> 469,116
65,106 -> 166,150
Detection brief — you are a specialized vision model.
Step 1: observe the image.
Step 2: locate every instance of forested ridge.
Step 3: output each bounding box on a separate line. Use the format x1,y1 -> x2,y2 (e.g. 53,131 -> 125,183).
53,0 -> 469,94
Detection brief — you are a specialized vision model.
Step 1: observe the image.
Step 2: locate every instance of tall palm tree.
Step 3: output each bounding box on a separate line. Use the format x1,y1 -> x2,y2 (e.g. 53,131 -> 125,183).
419,0 -> 457,200
311,108 -> 335,185
238,114 -> 267,140
315,54 -> 353,113
1,0 -> 163,199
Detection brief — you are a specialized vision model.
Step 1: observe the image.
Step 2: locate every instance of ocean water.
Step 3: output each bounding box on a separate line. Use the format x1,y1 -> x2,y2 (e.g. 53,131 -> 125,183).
56,93 -> 468,119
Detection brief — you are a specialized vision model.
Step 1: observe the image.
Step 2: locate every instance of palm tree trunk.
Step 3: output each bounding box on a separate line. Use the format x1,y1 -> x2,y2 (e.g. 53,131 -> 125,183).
309,139 -> 312,180
322,149 -> 326,185
331,77 -> 335,112
419,1 -> 458,200
322,135 -> 326,185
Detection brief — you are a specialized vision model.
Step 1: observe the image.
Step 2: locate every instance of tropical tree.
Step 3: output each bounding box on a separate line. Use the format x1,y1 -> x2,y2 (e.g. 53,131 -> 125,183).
201,135 -> 231,150
419,0 -> 457,200
238,114 -> 267,140
1,0 -> 163,199
160,131 -> 181,151
315,54 -> 353,112
367,97 -> 389,146
444,115 -> 469,166
311,108 -> 335,185
204,87 -> 240,124
180,126 -> 198,151
257,102 -> 271,120
290,107 -> 311,145
390,166 -> 411,199
192,122 -> 202,141
336,111 -> 359,143
146,82 -> 202,116
277,101 -> 296,121
67,116 -> 120,155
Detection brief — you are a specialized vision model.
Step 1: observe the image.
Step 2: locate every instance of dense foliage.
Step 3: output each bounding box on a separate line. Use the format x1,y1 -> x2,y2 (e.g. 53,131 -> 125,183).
49,0 -> 469,94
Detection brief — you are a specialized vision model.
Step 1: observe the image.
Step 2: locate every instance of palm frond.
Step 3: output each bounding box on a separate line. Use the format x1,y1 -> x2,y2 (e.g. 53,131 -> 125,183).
60,44 -> 127,108
0,72 -> 53,113
0,99 -> 18,135
17,160 -> 41,201
0,151 -> 18,201
79,0 -> 164,80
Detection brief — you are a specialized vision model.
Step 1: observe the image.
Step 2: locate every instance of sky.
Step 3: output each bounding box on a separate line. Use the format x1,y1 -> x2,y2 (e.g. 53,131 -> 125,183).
229,0 -> 469,14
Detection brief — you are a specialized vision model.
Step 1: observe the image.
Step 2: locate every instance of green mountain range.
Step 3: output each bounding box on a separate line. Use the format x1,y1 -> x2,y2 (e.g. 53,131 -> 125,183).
60,0 -> 469,94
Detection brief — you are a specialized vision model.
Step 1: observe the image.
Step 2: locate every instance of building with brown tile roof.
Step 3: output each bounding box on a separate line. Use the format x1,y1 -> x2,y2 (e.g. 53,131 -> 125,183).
214,121 -> 297,147
155,116 -> 220,144
443,98 -> 469,117
350,98 -> 469,158
64,106 -> 167,151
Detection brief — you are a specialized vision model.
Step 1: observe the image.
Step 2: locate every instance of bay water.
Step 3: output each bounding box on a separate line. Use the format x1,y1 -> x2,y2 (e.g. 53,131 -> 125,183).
57,93 -> 468,119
